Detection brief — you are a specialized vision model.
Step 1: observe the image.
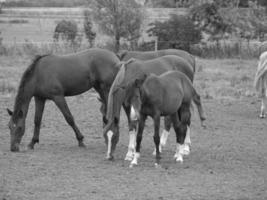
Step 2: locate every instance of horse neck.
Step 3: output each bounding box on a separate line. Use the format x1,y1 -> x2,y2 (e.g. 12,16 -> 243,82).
12,79 -> 34,124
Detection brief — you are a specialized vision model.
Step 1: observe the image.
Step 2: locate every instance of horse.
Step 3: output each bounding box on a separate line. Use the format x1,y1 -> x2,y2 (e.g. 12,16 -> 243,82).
116,49 -> 196,157
127,70 -> 206,167
117,49 -> 196,72
7,48 -> 121,152
104,55 -> 203,160
254,51 -> 267,118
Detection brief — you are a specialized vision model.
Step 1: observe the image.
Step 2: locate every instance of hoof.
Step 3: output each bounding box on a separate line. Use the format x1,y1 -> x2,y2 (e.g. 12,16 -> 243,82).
129,163 -> 137,168
78,141 -> 86,148
125,152 -> 134,161
106,155 -> 114,161
130,160 -> 138,168
182,144 -> 190,156
154,163 -> 161,168
10,146 -> 19,152
259,114 -> 266,118
27,143 -> 34,150
175,155 -> 183,163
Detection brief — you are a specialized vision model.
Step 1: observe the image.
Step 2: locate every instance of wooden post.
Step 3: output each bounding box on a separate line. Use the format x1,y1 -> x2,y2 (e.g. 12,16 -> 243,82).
154,36 -> 158,51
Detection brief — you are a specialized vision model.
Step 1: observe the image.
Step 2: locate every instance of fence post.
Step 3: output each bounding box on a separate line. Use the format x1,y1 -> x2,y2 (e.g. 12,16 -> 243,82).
154,36 -> 158,51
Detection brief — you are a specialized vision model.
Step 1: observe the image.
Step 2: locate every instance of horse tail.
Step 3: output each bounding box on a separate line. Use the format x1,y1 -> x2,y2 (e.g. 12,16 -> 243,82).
254,52 -> 267,97
191,88 -> 206,126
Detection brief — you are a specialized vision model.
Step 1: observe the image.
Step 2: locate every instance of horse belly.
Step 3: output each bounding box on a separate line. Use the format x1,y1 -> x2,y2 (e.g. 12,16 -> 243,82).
63,79 -> 91,96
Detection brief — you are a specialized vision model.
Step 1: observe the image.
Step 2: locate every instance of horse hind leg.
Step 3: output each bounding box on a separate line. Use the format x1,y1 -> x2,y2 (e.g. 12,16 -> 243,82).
53,95 -> 85,147
124,105 -> 137,161
28,97 -> 45,150
152,116 -> 172,156
153,113 -> 161,166
259,86 -> 267,118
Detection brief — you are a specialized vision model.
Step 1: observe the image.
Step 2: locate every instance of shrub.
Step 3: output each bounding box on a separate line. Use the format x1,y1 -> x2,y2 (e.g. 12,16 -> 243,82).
53,20 -> 78,45
147,14 -> 202,52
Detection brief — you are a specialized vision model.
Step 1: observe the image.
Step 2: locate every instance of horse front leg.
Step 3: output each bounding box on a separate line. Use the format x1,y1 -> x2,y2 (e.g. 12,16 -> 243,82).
28,97 -> 46,150
53,95 -> 85,147
123,105 -> 138,161
130,114 -> 146,167
172,106 -> 191,163
152,116 -> 172,155
260,96 -> 266,118
153,113 -> 161,166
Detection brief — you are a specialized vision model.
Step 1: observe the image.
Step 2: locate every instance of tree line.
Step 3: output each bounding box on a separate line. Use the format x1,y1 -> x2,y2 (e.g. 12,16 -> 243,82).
52,0 -> 267,53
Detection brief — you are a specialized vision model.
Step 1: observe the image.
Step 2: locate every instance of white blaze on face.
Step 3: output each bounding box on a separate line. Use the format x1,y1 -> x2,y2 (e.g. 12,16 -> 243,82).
130,106 -> 138,121
106,130 -> 114,159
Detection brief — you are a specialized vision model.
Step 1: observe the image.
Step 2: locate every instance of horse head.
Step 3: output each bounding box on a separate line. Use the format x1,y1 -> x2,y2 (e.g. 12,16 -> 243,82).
7,108 -> 25,152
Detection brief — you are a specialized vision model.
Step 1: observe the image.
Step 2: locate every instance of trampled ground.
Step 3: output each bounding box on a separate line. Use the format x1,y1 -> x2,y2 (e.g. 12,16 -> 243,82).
0,56 -> 266,200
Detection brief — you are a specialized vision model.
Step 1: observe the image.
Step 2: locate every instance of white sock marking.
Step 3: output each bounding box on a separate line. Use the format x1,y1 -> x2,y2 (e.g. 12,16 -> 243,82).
174,143 -> 184,163
184,126 -> 191,145
130,106 -> 138,121
160,129 -> 170,146
106,131 -> 113,159
125,130 -> 136,161
130,152 -> 140,166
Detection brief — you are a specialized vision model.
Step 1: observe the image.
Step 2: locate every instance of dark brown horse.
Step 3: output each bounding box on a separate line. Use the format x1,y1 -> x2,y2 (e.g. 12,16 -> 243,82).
104,55 -> 197,160
117,49 -> 196,72
7,48 -> 120,152
128,71 -> 205,166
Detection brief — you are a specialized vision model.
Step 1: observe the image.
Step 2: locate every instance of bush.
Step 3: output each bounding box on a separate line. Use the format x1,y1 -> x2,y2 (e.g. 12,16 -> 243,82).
53,20 -> 78,45
147,14 -> 202,52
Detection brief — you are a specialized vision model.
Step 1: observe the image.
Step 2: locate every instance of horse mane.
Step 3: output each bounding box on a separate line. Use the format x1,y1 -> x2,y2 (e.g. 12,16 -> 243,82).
105,59 -> 136,124
13,54 -> 49,121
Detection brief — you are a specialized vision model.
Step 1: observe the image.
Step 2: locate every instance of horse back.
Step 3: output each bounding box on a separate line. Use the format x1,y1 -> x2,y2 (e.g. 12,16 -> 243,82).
122,49 -> 195,71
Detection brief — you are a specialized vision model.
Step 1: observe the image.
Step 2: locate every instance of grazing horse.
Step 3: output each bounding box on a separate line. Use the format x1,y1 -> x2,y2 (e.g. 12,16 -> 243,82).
254,51 -> 267,118
117,49 -> 196,72
7,48 -> 120,152
128,71 -> 205,166
104,55 -> 201,160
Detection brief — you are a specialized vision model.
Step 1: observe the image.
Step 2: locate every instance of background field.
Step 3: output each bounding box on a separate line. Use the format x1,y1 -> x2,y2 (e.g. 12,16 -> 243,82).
0,55 -> 266,200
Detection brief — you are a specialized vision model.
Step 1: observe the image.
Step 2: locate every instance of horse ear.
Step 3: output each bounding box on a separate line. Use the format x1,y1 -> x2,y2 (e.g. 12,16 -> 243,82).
135,79 -> 143,88
116,51 -> 127,60
7,108 -> 13,116
135,74 -> 147,88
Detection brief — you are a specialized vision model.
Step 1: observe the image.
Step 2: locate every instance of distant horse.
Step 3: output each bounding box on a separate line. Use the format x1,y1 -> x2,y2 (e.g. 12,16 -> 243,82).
117,49 -> 196,72
254,51 -> 267,118
7,48 -> 120,152
104,55 -> 203,160
127,71 -> 205,166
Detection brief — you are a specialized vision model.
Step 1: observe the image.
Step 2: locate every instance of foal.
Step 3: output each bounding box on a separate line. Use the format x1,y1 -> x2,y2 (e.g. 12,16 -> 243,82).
129,71 -> 206,166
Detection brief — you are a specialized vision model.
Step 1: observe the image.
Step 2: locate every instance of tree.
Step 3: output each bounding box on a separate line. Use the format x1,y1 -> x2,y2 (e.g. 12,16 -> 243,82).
83,10 -> 96,47
53,20 -> 78,45
89,0 -> 144,52
147,14 -> 202,51
190,3 -> 231,44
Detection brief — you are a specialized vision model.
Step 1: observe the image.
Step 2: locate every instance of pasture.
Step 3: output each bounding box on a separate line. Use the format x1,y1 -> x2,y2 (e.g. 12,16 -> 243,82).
0,55 -> 266,200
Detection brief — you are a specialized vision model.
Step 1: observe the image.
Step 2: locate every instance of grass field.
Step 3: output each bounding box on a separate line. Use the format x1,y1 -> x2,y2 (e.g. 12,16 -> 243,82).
0,55 -> 266,200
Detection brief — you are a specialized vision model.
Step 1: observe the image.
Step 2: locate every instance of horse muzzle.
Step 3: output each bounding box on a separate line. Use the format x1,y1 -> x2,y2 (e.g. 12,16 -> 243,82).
10,143 -> 20,152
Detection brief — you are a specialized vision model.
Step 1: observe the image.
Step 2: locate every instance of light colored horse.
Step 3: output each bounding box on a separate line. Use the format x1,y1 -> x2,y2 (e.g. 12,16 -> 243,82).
254,51 -> 267,118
